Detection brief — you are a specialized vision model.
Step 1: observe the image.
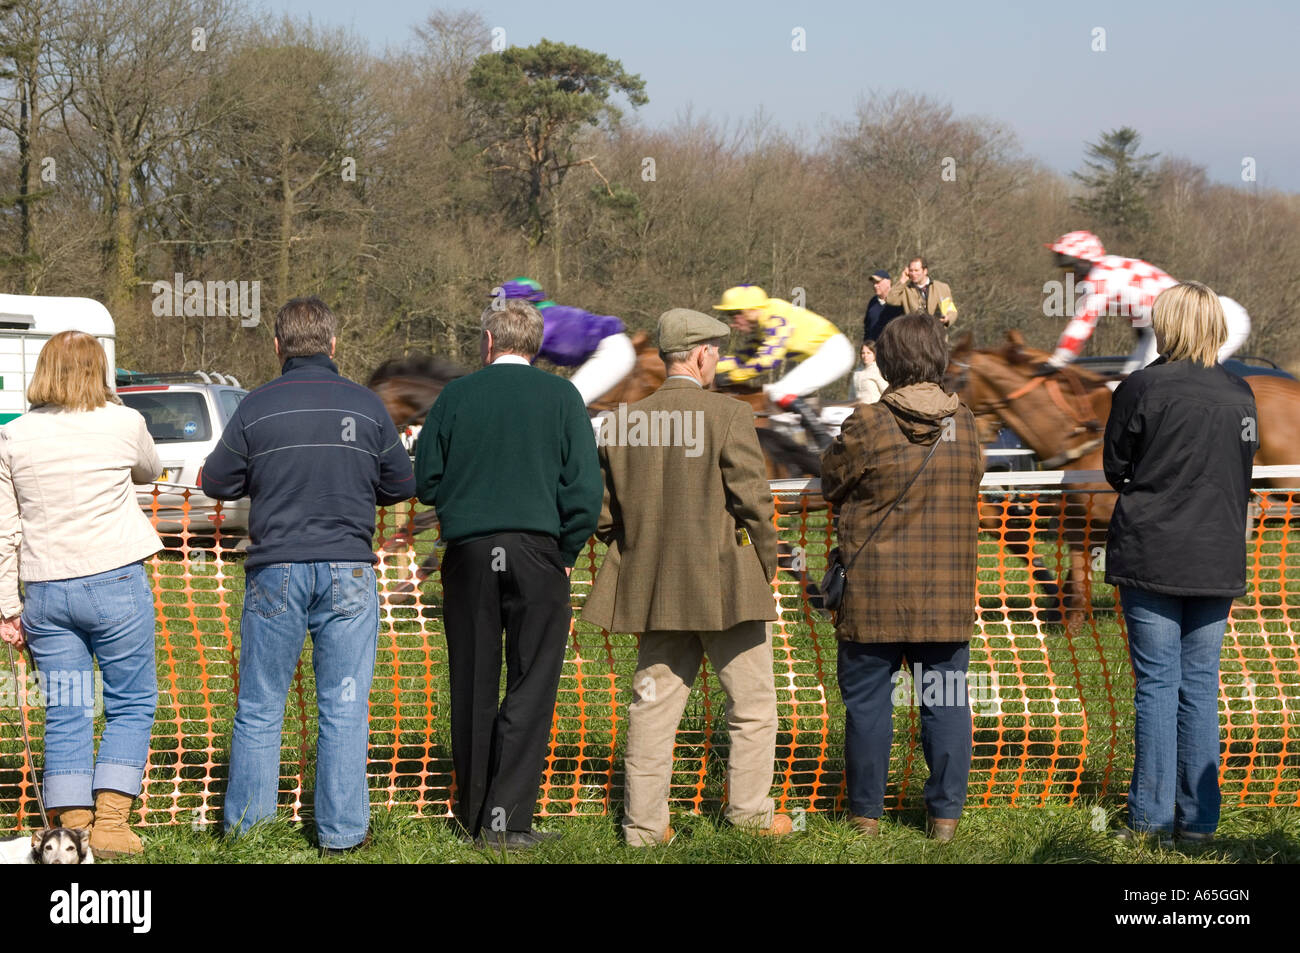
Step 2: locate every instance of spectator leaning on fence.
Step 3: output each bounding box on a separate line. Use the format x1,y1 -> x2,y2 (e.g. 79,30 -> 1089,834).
820,313 -> 983,842
1103,282 -> 1259,845
202,297 -> 414,854
414,298 -> 602,849
0,330 -> 163,858
583,308 -> 789,845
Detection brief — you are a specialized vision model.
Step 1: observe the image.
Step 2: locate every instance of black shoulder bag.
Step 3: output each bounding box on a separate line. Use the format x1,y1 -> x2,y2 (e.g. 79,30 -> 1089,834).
819,436 -> 942,613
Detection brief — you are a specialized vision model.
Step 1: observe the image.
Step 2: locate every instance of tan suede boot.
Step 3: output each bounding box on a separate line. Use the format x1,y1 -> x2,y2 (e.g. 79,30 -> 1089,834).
89,791 -> 143,858
51,807 -> 94,831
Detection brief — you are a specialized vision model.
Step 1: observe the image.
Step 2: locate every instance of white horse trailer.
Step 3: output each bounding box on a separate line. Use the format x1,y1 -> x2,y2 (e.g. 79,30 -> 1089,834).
0,294 -> 116,423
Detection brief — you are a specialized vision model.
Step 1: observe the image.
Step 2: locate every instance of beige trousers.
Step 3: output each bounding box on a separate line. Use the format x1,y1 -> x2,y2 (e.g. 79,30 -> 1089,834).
622,619 -> 778,846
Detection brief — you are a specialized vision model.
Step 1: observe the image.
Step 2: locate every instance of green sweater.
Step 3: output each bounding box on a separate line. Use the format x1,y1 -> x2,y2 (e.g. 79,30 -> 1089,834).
413,362 -> 602,565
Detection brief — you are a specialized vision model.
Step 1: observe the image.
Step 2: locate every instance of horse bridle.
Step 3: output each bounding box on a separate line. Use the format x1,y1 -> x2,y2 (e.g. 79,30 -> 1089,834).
952,356 -> 1104,467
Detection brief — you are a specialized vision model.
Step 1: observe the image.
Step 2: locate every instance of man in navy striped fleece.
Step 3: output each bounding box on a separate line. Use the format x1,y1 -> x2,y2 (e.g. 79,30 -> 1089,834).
202,296 -> 413,853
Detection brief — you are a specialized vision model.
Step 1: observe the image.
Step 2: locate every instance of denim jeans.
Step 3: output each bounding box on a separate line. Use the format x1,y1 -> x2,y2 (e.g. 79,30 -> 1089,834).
837,641 -> 972,820
223,562 -> 378,849
22,562 -> 157,809
1120,586 -> 1231,836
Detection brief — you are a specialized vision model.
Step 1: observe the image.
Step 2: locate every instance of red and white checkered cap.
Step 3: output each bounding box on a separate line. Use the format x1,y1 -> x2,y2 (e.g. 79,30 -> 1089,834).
1045,230 -> 1106,262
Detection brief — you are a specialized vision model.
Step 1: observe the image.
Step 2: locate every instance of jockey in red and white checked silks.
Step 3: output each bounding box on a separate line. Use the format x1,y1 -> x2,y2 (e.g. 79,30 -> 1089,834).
1045,230 -> 1251,374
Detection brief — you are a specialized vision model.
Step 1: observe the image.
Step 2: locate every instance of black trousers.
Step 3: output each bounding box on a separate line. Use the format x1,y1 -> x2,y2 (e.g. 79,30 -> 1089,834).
440,531 -> 571,835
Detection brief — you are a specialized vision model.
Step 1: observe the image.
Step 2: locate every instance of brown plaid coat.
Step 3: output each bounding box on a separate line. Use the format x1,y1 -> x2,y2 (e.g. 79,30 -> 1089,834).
820,384 -> 983,643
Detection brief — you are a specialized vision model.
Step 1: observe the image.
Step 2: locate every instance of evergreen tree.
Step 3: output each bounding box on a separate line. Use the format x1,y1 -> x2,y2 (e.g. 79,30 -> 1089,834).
1072,127 -> 1159,237
466,39 -> 646,250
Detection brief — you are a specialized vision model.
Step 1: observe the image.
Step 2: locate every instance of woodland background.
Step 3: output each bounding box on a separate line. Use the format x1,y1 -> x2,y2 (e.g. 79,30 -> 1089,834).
3,1 -> 1298,387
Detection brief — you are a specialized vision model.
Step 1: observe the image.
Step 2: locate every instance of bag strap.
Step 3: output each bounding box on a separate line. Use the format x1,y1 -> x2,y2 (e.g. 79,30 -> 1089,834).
842,435 -> 941,574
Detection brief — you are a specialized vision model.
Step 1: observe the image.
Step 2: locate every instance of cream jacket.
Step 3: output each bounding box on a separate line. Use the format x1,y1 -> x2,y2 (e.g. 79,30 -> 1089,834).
0,402 -> 163,616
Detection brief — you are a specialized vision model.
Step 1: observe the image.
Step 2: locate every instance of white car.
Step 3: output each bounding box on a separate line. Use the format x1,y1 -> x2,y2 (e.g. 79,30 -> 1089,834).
117,372 -> 249,540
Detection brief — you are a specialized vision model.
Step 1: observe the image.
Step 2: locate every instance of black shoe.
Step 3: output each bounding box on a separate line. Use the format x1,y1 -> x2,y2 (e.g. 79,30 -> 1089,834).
320,833 -> 372,857
475,829 -> 560,850
1176,829 -> 1215,845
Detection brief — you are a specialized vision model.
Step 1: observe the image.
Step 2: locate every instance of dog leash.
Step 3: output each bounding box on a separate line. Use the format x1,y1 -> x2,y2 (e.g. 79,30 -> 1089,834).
5,640 -> 50,830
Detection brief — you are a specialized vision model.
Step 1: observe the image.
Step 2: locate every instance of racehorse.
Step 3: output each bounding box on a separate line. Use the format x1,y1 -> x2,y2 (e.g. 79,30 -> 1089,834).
367,354 -> 469,595
949,330 -> 1300,620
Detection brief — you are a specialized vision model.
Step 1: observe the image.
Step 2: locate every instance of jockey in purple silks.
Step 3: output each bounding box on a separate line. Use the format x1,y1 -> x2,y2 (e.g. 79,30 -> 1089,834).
496,278 -> 637,406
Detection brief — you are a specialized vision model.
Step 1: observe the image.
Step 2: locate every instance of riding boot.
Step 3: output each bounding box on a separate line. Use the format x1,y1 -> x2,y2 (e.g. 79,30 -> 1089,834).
89,790 -> 144,858
51,807 -> 94,831
779,396 -> 834,451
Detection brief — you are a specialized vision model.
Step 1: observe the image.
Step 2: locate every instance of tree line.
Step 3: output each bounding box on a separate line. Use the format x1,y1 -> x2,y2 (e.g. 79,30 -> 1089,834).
2,0 -> 1298,389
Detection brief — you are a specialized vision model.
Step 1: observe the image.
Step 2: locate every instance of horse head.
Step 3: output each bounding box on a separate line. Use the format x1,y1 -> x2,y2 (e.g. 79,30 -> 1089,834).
368,353 -> 470,428
953,332 -> 1107,465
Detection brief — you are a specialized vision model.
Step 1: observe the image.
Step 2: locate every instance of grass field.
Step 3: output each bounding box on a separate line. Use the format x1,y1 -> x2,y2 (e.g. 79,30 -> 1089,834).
2,490 -> 1298,864
112,803 -> 1300,864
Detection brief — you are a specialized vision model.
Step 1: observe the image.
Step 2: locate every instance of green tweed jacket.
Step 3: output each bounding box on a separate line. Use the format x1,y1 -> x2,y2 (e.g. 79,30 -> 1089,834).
581,377 -> 778,634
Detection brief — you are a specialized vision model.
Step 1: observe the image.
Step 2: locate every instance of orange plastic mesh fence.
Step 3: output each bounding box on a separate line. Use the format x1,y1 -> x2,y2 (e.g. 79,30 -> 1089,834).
1,483 -> 1297,830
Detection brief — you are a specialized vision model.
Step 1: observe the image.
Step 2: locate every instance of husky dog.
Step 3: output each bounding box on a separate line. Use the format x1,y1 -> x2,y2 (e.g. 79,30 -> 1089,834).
0,828 -> 95,864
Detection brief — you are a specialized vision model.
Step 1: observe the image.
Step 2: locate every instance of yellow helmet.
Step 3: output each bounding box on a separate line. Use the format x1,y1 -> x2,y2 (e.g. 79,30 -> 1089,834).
713,285 -> 769,312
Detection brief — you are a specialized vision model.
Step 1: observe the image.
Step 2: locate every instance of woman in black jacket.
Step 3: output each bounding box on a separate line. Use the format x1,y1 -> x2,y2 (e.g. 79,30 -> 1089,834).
1104,281 -> 1258,844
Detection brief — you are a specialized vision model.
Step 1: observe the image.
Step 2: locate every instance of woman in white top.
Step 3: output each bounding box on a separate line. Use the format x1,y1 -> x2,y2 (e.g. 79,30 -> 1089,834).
0,331 -> 162,857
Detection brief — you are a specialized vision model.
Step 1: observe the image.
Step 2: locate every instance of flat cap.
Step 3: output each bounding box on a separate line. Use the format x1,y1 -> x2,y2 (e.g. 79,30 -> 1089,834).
657,308 -> 731,354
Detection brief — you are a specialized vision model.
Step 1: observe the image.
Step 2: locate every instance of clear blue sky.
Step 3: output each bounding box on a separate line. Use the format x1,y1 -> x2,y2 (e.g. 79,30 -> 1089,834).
262,0 -> 1299,191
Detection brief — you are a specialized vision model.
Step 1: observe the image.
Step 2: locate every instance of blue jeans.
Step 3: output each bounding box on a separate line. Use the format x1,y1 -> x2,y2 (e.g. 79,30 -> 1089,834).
22,562 -> 157,808
1120,586 -> 1231,836
837,641 -> 972,820
223,562 -> 379,849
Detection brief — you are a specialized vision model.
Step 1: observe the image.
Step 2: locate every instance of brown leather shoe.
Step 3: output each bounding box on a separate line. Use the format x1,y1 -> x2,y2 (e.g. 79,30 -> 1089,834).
51,807 -> 94,831
759,813 -> 794,836
89,791 -> 143,859
849,815 -> 880,836
927,816 -> 959,843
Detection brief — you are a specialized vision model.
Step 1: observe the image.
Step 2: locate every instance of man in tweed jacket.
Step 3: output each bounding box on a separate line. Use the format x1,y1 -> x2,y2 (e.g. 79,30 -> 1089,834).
582,308 -> 788,845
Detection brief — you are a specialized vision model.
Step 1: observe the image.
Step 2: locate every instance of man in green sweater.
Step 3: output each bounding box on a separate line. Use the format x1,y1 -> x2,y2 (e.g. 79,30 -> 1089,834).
414,298 -> 601,849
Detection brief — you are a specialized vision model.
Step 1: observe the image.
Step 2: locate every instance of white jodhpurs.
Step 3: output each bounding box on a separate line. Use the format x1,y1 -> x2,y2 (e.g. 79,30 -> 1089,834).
569,332 -> 637,406
765,333 -> 855,401
1217,296 -> 1251,362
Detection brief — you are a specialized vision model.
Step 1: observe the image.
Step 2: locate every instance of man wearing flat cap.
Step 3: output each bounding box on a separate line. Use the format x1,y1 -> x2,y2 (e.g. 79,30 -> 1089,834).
583,308 -> 788,845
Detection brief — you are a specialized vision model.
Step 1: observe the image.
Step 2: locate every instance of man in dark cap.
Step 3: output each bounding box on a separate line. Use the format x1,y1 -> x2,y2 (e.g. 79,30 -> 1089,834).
583,308 -> 789,846
863,269 -> 904,341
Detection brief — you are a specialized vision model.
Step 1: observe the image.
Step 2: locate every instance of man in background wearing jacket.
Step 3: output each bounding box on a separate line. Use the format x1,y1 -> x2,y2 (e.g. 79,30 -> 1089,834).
203,296 -> 414,854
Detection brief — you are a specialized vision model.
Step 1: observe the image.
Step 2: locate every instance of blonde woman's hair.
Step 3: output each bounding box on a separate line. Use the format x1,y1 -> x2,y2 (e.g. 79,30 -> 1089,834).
26,330 -> 118,411
1151,281 -> 1227,368
481,299 -> 544,357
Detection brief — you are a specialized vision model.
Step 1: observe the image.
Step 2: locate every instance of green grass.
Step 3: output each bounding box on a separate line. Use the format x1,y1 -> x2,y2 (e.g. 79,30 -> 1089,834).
3,491 -> 1299,862
114,802 -> 1300,864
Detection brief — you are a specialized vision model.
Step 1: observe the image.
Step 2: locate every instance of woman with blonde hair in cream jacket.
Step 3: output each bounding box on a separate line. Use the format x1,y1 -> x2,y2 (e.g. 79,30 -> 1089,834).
0,331 -> 162,857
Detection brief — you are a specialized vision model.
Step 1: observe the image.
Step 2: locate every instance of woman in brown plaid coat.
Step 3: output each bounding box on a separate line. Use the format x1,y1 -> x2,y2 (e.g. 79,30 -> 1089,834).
821,313 -> 983,841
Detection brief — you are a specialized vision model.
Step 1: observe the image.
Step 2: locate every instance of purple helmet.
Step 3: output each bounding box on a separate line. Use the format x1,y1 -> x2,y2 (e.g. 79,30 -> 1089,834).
497,277 -> 546,302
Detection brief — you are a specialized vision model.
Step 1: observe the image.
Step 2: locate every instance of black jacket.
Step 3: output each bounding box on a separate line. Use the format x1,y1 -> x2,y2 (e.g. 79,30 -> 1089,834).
202,353 -> 414,569
1103,357 -> 1258,597
863,297 -> 903,342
